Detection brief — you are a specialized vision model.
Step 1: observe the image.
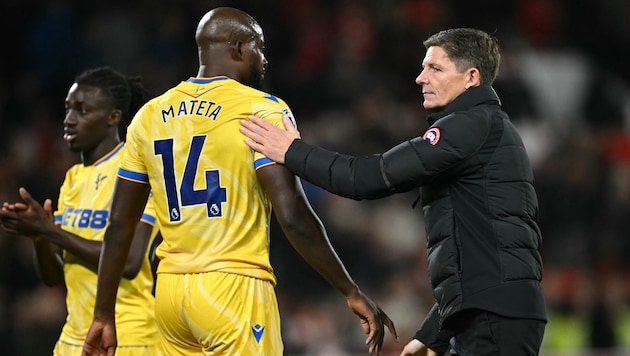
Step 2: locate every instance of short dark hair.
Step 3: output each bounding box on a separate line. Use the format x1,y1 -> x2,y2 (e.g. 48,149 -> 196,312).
424,28 -> 501,85
75,66 -> 149,139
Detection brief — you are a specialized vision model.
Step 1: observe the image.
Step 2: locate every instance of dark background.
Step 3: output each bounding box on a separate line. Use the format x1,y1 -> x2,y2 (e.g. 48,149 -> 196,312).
2,0 -> 630,354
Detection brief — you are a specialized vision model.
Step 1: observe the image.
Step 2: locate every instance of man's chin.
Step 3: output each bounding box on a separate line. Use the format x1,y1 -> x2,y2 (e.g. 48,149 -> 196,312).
423,101 -> 444,112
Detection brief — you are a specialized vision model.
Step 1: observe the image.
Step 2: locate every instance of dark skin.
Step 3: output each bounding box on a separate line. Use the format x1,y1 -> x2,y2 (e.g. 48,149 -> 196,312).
0,83 -> 153,285
83,7 -> 397,356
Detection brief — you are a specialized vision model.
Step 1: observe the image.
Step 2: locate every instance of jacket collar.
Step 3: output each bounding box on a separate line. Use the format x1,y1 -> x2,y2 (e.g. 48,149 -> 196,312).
427,85 -> 501,125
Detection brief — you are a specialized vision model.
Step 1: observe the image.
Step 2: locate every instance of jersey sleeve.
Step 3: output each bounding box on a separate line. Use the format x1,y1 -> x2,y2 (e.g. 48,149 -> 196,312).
251,95 -> 296,169
281,110 -> 495,200
118,108 -> 150,184
140,192 -> 157,227
284,139 -> 394,200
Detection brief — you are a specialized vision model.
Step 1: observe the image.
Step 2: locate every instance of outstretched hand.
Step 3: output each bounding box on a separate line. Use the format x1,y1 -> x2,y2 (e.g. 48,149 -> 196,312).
0,187 -> 54,237
346,290 -> 398,355
240,114 -> 301,164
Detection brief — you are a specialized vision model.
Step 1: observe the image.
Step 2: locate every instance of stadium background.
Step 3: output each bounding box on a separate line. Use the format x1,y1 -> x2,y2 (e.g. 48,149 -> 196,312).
2,0 -> 630,355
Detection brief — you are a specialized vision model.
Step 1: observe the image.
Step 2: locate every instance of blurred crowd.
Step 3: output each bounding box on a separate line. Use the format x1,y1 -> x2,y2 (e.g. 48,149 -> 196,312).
2,0 -> 630,355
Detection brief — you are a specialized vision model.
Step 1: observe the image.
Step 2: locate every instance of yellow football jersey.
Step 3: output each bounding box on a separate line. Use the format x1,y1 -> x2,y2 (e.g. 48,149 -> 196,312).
120,76 -> 294,284
54,142 -> 160,347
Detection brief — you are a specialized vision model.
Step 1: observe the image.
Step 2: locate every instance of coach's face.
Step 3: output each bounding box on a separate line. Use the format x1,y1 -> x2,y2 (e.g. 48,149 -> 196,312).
415,46 -> 477,111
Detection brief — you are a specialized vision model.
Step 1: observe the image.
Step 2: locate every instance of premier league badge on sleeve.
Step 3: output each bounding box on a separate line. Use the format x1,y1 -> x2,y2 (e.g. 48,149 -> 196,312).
422,127 -> 441,145
282,108 -> 297,128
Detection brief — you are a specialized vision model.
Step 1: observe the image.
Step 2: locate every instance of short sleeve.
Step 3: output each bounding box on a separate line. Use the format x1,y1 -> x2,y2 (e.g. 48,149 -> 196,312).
140,192 -> 157,226
120,107 -> 149,177
252,98 -> 295,169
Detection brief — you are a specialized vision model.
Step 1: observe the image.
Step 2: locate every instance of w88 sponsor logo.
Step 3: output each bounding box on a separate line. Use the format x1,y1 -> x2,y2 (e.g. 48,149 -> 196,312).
60,208 -> 109,229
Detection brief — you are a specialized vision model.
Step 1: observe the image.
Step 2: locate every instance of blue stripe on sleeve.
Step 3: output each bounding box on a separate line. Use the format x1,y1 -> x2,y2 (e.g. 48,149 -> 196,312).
141,213 -> 157,226
117,168 -> 149,183
254,157 -> 276,169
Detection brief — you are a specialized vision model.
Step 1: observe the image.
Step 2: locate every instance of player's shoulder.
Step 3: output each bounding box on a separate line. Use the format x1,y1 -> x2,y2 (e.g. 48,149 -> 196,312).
66,162 -> 84,174
139,80 -> 191,108
226,80 -> 288,106
143,87 -> 176,109
62,162 -> 85,182
251,88 -> 290,109
260,91 -> 289,107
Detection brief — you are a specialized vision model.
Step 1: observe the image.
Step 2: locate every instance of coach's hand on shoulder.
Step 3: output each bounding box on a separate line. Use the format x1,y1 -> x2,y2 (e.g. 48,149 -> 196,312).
240,114 -> 300,164
346,289 -> 398,355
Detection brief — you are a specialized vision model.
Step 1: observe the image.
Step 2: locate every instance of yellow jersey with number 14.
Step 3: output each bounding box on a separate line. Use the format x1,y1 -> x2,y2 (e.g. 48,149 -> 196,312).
120,77 -> 294,284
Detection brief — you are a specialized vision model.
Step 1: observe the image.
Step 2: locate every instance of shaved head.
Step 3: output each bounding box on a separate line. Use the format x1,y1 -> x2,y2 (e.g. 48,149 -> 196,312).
195,7 -> 267,88
196,7 -> 262,51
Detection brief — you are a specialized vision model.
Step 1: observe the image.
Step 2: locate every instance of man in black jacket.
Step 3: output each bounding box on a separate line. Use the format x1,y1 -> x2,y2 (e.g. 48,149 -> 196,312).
241,28 -> 547,356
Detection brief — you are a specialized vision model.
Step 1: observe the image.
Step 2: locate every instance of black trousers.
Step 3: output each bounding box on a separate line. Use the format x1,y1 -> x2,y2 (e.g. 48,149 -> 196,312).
446,309 -> 546,356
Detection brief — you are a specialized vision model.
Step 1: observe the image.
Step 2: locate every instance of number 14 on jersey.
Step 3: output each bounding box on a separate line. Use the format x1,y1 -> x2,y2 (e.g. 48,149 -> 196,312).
154,135 -> 227,222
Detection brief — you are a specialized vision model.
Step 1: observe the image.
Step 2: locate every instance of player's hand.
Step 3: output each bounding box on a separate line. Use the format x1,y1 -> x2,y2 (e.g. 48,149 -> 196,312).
346,290 -> 398,355
81,318 -> 117,356
400,339 -> 439,356
0,188 -> 52,237
240,114 -> 300,164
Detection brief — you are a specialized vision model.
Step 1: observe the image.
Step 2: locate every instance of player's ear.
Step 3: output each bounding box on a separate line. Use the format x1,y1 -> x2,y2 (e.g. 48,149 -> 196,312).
229,40 -> 244,61
108,109 -> 122,127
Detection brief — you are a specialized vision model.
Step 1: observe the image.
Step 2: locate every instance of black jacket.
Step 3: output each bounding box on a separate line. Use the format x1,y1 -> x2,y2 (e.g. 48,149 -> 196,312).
284,85 -> 547,352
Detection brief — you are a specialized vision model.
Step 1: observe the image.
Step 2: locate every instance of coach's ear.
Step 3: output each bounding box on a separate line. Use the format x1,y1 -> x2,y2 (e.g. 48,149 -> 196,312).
464,68 -> 481,89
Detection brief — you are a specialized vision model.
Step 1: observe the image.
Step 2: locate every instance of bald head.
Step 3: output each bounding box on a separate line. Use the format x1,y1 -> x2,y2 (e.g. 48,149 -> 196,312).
196,7 -> 261,52
195,7 -> 266,87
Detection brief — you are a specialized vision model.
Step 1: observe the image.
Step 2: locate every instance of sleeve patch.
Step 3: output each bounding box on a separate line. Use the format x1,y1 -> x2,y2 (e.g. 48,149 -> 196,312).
422,128 -> 441,145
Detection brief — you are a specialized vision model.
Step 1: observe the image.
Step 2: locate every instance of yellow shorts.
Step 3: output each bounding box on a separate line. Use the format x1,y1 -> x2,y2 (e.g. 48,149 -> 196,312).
53,339 -> 164,356
155,272 -> 283,355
